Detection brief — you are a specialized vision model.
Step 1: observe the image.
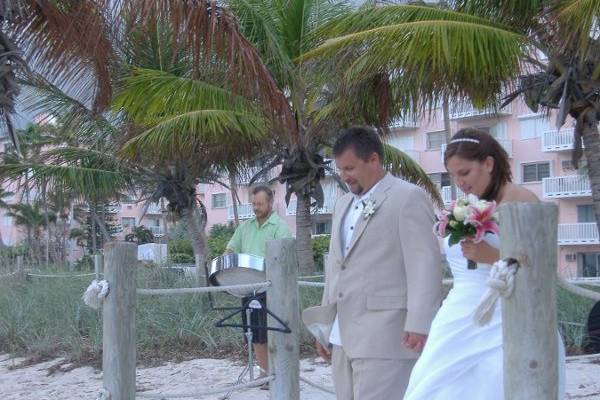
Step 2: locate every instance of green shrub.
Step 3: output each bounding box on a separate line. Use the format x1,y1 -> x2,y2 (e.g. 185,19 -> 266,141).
170,252 -> 195,264
312,235 -> 330,272
207,222 -> 236,259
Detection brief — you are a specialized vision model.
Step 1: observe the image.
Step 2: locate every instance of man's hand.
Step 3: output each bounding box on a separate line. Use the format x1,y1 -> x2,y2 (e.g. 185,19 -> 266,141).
402,332 -> 427,353
315,340 -> 331,362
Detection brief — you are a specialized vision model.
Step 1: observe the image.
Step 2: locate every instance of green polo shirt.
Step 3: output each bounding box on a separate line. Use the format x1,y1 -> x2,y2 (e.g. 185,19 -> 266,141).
226,212 -> 292,257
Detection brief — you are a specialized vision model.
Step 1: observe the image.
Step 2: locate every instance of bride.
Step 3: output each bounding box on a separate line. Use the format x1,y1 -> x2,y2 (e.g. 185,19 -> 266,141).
403,128 -> 565,399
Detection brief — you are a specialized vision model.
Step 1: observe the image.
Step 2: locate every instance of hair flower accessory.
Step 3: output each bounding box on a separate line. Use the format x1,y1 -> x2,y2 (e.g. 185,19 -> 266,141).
363,199 -> 376,219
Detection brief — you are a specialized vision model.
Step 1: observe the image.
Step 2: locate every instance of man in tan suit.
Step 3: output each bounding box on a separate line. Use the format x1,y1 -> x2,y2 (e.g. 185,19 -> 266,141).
303,126 -> 442,399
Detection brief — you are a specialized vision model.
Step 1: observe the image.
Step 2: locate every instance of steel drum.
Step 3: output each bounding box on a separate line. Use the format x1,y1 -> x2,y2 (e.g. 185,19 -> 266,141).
209,253 -> 266,297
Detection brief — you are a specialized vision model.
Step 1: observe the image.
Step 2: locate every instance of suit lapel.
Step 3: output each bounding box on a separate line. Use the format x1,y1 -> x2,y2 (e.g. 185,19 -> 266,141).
344,175 -> 392,259
334,194 -> 354,258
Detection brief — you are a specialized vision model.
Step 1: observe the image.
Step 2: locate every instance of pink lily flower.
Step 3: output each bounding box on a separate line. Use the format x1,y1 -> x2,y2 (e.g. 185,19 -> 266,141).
464,201 -> 500,243
434,209 -> 451,236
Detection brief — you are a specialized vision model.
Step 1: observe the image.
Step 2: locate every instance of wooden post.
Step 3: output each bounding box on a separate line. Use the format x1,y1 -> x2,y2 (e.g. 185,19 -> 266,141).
266,238 -> 300,400
94,254 -> 103,281
16,255 -> 25,281
500,203 -> 558,400
102,242 -> 137,400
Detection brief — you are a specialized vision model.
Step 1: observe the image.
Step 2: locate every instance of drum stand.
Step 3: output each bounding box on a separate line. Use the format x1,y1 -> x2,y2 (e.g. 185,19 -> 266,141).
214,292 -> 291,399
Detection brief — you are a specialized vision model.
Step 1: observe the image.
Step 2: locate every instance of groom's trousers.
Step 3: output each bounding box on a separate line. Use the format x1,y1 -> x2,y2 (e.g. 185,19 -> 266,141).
331,345 -> 416,400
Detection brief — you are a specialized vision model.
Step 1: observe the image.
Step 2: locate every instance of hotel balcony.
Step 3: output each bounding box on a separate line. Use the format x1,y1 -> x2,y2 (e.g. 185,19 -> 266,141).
110,224 -> 123,237
149,225 -> 165,237
543,175 -> 591,199
389,116 -> 419,130
227,203 -> 255,220
441,138 -> 512,160
441,186 -> 466,205
449,101 -> 512,120
146,203 -> 163,215
287,197 -> 336,216
541,128 -> 577,152
237,167 -> 273,185
558,223 -> 599,245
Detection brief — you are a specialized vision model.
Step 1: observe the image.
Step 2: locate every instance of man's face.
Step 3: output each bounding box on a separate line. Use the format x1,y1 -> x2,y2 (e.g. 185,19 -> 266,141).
251,191 -> 273,219
335,147 -> 380,195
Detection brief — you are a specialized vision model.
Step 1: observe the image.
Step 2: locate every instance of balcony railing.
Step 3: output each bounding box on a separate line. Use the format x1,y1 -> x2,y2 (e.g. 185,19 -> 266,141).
441,138 -> 513,160
149,225 -> 165,237
146,203 -> 163,214
558,223 -> 599,245
237,167 -> 273,185
449,101 -> 512,120
110,224 -> 123,237
541,128 -> 576,152
441,186 -> 466,205
543,175 -> 591,198
389,116 -> 419,129
287,197 -> 336,216
227,203 -> 255,220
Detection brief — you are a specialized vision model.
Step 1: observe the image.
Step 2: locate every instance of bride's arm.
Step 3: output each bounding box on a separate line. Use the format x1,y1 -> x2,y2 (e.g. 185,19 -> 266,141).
460,239 -> 500,264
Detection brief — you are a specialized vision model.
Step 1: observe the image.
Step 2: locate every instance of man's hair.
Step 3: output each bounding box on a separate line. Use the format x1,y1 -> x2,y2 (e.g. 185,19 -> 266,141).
251,185 -> 274,201
332,126 -> 384,163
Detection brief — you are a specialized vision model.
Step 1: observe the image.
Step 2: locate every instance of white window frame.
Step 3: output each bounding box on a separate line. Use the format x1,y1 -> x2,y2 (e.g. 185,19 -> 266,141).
211,192 -> 228,209
426,130 -> 447,151
520,161 -> 551,183
122,217 -> 136,228
518,113 -> 551,140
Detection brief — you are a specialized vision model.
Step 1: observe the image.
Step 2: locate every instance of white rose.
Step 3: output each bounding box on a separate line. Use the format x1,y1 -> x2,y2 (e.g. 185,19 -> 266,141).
453,205 -> 469,221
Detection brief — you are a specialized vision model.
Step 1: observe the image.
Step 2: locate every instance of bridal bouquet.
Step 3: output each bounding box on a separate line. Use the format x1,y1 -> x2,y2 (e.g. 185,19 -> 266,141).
434,195 -> 500,269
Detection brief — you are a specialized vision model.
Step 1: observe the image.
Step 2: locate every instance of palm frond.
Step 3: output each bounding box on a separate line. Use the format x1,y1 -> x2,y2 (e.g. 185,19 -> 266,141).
113,68 -> 259,123
383,144 -> 442,208
0,163 -> 130,200
449,0 -> 548,31
121,110 -> 267,159
555,0 -> 600,57
20,75 -> 120,146
303,5 -> 526,107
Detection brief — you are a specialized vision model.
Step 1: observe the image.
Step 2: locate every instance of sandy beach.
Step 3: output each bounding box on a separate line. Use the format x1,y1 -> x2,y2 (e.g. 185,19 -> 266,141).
0,353 -> 598,399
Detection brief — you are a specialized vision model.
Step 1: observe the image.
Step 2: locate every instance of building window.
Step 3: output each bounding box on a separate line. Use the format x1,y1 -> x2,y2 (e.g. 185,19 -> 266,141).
577,205 -> 596,223
429,172 -> 451,188
122,217 -> 136,228
313,220 -> 332,235
426,130 -> 447,150
3,216 -> 12,226
519,114 -> 550,140
522,162 -> 550,183
581,253 -> 600,278
212,193 -> 227,208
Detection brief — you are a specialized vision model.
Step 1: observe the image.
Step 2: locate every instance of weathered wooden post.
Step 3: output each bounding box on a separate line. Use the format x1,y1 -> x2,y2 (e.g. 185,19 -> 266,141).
16,255 -> 25,281
500,203 -> 558,400
94,254 -> 103,281
266,238 -> 300,400
102,242 -> 137,400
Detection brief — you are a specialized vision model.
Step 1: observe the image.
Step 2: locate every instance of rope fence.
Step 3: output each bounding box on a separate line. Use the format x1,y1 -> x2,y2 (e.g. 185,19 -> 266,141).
137,281 -> 271,296
299,376 -> 336,395
136,375 -> 274,399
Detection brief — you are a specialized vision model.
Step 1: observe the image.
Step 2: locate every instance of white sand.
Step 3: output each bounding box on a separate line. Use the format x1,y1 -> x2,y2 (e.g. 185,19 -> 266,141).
0,353 -> 598,399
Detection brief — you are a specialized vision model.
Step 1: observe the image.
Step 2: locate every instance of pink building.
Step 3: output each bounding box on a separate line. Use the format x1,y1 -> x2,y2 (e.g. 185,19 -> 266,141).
1,96 -> 599,278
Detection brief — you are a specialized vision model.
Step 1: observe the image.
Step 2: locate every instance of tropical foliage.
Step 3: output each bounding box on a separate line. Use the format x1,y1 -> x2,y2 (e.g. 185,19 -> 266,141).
305,0 -> 600,234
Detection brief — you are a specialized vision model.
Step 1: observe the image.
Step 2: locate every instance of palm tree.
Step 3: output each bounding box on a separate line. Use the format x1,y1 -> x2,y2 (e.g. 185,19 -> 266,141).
6,201 -> 56,262
0,187 -> 13,248
4,1 -> 293,271
225,0 -> 442,274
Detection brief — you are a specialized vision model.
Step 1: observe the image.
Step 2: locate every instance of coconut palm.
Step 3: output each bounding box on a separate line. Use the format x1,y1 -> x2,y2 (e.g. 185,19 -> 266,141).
304,0 -> 600,234
225,0 -> 442,274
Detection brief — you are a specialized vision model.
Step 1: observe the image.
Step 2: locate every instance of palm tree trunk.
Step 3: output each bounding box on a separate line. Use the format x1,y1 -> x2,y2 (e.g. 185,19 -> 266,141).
580,115 -> 600,239
90,202 -> 97,254
229,172 -> 240,227
443,98 -> 457,202
181,203 -> 209,283
296,193 -> 314,275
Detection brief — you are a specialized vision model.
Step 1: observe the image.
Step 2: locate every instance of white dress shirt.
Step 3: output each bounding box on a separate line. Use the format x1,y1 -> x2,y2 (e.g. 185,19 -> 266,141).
329,180 -> 382,347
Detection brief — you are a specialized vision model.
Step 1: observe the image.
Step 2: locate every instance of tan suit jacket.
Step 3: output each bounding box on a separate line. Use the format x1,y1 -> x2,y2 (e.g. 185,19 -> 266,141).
304,173 -> 442,360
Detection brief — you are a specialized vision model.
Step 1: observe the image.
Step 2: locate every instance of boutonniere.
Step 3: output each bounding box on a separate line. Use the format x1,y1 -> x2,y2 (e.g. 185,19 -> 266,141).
362,199 -> 376,219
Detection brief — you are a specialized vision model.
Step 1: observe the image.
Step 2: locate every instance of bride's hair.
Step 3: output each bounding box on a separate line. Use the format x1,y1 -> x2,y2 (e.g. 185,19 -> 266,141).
443,128 -> 512,201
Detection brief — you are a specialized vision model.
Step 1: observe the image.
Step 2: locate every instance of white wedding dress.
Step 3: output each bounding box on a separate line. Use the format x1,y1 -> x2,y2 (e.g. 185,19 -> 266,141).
403,233 -> 565,399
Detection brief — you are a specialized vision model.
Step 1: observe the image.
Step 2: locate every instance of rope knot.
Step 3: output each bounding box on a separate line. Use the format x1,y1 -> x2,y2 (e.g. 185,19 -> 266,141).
83,279 -> 110,309
473,259 -> 518,326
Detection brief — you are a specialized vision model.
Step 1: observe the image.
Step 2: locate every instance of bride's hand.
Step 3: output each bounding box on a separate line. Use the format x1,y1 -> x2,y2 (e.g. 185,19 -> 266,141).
460,239 -> 499,264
